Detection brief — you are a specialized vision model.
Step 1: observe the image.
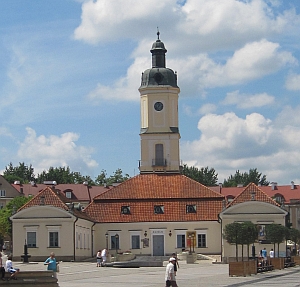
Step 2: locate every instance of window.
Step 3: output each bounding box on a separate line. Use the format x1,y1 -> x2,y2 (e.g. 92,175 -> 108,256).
176,234 -> 185,248
0,190 -> 5,197
154,144 -> 165,166
121,206 -> 131,214
47,226 -> 60,248
131,235 -> 140,249
111,235 -> 120,250
154,205 -> 164,214
65,191 -> 72,199
186,205 -> 196,213
49,232 -> 59,247
0,203 -> 4,209
27,232 -> 36,247
198,234 -> 206,248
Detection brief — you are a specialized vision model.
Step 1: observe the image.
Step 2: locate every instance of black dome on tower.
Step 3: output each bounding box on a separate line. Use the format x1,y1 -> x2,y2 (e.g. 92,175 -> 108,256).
140,31 -> 178,88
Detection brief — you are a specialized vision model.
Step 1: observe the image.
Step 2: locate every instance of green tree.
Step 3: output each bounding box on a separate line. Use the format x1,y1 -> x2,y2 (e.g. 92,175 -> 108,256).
223,168 -> 269,187
266,224 -> 287,257
223,222 -> 241,261
3,162 -> 35,183
181,164 -> 218,186
239,222 -> 257,260
0,196 -> 31,239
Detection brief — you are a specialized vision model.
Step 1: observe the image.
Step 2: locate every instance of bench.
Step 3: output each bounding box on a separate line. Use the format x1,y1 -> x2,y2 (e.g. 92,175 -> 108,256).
1,270 -> 58,286
284,257 -> 295,268
257,259 -> 273,273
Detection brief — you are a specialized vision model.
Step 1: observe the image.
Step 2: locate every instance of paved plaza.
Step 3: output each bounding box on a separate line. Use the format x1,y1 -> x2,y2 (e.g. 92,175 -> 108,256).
12,260 -> 300,287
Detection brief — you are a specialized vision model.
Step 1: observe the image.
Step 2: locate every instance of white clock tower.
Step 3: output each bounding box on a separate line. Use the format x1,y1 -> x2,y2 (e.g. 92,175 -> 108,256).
139,32 -> 181,173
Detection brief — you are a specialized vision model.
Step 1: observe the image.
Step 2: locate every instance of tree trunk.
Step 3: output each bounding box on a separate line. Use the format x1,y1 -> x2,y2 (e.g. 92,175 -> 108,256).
236,243 -> 238,262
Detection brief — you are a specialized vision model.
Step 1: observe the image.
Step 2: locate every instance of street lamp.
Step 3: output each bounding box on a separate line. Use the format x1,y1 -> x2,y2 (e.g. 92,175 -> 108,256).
105,232 -> 109,250
115,233 -> 119,261
192,233 -> 195,253
188,234 -> 192,254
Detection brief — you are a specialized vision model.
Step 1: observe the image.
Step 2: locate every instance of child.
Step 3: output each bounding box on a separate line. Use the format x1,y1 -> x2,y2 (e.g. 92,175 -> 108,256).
6,255 -> 20,280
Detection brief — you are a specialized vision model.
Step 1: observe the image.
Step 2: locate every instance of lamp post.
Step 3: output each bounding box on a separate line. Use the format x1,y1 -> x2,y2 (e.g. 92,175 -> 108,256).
105,232 -> 108,250
192,233 -> 195,253
188,234 -> 192,254
115,233 -> 119,261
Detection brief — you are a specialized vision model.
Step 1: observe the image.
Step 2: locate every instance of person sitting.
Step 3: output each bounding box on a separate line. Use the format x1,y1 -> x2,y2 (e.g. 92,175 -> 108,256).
6,256 -> 20,280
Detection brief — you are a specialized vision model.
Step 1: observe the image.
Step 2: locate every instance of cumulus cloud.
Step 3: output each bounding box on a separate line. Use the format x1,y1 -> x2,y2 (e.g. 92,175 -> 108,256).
285,73 -> 300,90
17,127 -> 98,174
180,110 -> 300,184
222,90 -> 275,109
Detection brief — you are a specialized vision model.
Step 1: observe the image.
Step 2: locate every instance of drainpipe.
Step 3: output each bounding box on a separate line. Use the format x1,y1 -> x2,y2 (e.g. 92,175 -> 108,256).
73,217 -> 79,261
91,222 -> 96,258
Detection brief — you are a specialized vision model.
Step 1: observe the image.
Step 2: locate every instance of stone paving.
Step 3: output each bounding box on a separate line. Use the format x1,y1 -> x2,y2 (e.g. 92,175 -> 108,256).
12,260 -> 300,287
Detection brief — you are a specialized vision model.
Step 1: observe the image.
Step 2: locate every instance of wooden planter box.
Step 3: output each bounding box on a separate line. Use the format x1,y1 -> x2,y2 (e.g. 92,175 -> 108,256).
229,260 -> 257,276
292,256 -> 300,265
270,257 -> 284,270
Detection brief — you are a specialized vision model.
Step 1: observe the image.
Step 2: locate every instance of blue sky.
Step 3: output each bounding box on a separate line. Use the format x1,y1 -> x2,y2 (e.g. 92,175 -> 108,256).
1,0 -> 300,184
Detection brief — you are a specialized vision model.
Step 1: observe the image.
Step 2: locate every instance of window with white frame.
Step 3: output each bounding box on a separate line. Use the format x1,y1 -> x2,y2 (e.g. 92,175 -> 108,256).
110,234 -> 120,250
24,226 -> 38,248
129,231 -> 141,249
0,190 -> 6,197
197,232 -> 207,248
47,226 -> 60,248
65,191 -> 72,198
27,232 -> 37,247
176,233 -> 186,248
0,203 -> 4,209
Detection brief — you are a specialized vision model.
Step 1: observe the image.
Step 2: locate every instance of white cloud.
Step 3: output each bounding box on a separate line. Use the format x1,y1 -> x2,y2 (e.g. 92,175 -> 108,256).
222,90 -> 275,109
87,57 -> 147,103
198,103 -> 217,115
17,128 -> 98,174
74,0 -> 177,44
285,73 -> 300,90
180,110 -> 300,184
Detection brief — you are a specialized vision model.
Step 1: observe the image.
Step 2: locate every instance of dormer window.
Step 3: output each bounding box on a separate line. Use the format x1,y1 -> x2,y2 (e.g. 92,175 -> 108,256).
65,191 -> 72,199
121,206 -> 131,214
154,205 -> 164,214
186,205 -> 196,213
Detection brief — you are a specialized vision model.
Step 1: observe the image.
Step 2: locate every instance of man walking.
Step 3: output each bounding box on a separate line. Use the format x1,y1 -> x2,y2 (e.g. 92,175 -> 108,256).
165,257 -> 178,287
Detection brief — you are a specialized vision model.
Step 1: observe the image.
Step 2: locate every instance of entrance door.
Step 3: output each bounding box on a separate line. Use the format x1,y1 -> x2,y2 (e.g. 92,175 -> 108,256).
153,235 -> 164,256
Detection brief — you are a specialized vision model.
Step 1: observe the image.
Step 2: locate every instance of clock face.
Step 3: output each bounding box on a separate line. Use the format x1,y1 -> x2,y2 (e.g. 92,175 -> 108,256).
154,101 -> 163,111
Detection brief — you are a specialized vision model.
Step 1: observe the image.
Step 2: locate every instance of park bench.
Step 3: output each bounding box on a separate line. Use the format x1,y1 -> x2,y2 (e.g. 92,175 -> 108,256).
284,257 -> 296,268
1,270 -> 58,286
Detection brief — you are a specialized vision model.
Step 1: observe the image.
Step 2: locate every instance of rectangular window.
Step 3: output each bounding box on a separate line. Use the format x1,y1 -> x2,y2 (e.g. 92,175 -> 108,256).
155,144 -> 164,166
111,235 -> 120,250
49,232 -> 59,247
27,232 -> 36,247
131,235 -> 140,249
177,234 -> 185,248
0,190 -> 6,197
65,191 -> 72,198
198,234 -> 206,248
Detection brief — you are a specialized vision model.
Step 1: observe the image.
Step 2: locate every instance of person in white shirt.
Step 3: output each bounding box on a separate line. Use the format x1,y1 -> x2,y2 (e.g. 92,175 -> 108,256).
101,248 -> 107,266
269,249 -> 274,258
6,256 -> 20,280
165,257 -> 178,287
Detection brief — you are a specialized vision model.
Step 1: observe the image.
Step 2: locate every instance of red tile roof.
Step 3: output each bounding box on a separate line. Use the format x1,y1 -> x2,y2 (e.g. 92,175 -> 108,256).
226,183 -> 279,208
84,174 -> 225,223
18,186 -> 93,221
213,183 -> 300,204
12,183 -> 109,202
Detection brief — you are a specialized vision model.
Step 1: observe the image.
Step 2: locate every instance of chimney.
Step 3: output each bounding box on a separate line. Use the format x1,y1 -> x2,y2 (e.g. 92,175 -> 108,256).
271,182 -> 277,190
219,183 -> 222,193
237,184 -> 243,188
291,181 -> 295,190
20,187 -> 24,195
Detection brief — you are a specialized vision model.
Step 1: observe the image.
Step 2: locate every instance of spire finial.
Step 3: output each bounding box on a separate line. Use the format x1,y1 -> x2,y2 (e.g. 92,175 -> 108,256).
157,27 -> 160,40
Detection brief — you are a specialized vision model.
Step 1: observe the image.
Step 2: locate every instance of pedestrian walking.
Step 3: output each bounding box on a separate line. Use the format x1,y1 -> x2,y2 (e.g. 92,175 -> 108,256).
165,257 -> 178,287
